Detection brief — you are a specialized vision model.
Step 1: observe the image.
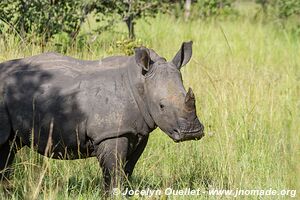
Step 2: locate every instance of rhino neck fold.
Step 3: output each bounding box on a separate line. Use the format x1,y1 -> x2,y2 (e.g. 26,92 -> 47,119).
127,59 -> 156,130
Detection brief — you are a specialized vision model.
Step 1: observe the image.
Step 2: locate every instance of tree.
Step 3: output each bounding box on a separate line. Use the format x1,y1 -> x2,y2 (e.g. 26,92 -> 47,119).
197,0 -> 235,18
0,0 -> 173,43
94,0 -> 170,39
256,0 -> 269,13
184,0 -> 192,21
0,0 -> 93,43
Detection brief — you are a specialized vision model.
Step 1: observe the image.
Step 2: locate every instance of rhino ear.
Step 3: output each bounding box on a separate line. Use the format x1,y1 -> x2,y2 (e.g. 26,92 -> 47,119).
171,41 -> 193,70
135,48 -> 151,75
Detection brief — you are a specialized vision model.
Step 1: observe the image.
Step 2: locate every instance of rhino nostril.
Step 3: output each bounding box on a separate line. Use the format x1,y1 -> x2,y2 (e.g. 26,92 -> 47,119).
173,128 -> 180,134
201,124 -> 204,131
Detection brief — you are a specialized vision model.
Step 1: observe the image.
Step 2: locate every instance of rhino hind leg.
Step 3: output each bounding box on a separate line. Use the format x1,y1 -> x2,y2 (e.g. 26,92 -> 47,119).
0,140 -> 16,182
0,104 -> 17,181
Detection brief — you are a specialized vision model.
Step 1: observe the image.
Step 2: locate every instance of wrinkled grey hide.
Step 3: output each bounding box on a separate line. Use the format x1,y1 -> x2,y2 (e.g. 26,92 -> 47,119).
0,41 -> 204,190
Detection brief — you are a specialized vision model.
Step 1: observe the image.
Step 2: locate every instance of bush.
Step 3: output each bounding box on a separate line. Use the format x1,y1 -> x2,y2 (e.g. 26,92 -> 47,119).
0,0 -> 171,43
195,0 -> 236,18
109,37 -> 144,55
255,0 -> 300,35
94,0 -> 170,39
273,0 -> 300,19
256,0 -> 300,19
0,0 -> 91,43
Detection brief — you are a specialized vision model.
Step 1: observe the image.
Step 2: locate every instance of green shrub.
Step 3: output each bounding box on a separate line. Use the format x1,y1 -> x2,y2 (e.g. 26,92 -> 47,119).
195,0 -> 237,18
256,0 -> 300,19
0,0 -> 170,43
273,0 -> 300,19
109,37 -> 144,55
0,0 -> 93,43
94,0 -> 170,39
255,0 -> 300,35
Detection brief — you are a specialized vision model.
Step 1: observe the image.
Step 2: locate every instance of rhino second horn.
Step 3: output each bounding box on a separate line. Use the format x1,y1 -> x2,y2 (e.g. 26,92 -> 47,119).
185,87 -> 195,109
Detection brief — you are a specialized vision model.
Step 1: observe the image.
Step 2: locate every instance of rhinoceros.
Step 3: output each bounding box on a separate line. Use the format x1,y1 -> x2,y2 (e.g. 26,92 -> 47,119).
0,41 -> 204,190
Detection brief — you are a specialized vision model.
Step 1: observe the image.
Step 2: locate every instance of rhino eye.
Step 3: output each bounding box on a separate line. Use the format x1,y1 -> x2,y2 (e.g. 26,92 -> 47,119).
159,103 -> 165,111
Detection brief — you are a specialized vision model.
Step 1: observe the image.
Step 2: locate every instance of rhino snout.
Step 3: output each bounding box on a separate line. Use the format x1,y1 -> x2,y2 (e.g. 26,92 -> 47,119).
171,118 -> 205,142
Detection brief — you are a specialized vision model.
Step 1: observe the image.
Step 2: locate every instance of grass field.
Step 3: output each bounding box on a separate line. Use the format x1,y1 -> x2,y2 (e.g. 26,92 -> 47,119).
0,11 -> 299,200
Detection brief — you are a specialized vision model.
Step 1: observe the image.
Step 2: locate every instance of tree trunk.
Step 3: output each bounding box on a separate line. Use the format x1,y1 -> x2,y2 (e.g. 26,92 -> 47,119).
20,0 -> 27,38
184,0 -> 191,21
125,15 -> 135,39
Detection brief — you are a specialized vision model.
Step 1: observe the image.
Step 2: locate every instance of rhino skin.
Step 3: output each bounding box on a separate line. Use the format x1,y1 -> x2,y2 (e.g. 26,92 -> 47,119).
0,41 -> 204,191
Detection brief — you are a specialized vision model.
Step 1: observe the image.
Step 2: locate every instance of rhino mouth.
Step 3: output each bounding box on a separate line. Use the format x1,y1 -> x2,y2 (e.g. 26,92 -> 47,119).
171,127 -> 204,143
180,128 -> 203,134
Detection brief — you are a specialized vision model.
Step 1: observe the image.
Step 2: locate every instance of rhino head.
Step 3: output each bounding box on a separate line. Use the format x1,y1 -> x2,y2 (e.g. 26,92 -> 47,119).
134,41 -> 204,142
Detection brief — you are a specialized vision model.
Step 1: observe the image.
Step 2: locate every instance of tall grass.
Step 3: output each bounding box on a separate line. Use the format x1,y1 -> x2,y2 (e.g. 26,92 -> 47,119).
0,14 -> 299,199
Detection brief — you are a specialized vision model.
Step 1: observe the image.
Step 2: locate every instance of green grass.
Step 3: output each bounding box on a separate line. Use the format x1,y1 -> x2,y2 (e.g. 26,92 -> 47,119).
0,14 -> 299,199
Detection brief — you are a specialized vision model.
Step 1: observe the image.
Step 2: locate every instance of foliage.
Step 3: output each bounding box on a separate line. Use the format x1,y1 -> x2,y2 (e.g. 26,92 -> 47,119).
109,37 -> 144,55
272,0 -> 300,19
0,0 -> 94,43
93,0 -> 170,39
195,0 -> 236,18
256,0 -> 300,19
255,0 -> 300,34
0,0 -> 171,42
255,0 -> 268,14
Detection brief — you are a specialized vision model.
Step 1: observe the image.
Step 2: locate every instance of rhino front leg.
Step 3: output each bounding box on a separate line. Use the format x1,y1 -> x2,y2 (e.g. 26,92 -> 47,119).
96,137 -> 128,191
125,135 -> 149,177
